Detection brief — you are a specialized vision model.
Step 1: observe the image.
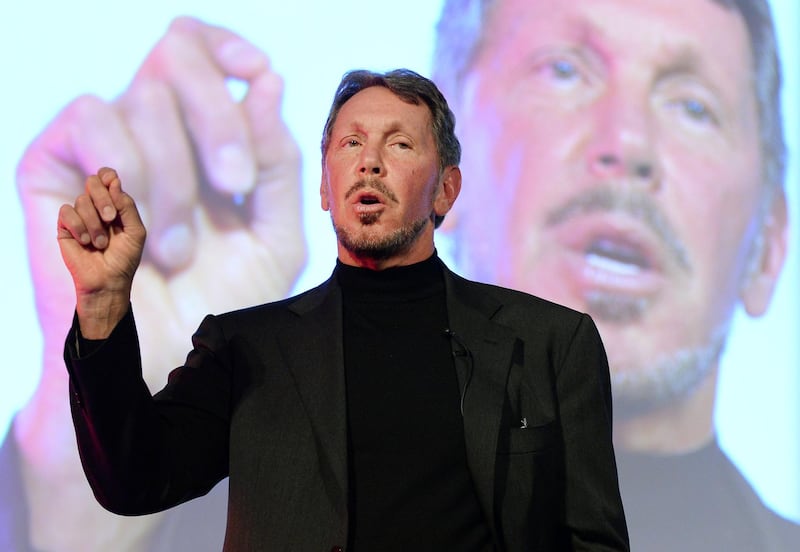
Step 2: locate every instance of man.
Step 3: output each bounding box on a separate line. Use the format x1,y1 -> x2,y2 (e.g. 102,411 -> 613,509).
57,69 -> 628,550
433,0 -> 794,549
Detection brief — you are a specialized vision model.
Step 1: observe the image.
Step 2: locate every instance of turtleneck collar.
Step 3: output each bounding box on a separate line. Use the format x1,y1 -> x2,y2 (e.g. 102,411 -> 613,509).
334,251 -> 444,302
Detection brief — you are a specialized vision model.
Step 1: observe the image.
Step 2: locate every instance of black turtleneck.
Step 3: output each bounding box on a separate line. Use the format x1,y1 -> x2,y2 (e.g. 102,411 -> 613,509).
336,254 -> 493,551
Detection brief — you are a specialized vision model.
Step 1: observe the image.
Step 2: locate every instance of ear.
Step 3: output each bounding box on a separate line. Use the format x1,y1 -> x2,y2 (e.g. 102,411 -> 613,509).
740,190 -> 788,316
433,166 -> 462,220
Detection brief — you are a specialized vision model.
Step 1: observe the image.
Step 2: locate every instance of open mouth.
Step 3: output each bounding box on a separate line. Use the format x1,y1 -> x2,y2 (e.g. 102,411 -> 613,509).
584,236 -> 653,276
352,189 -> 388,211
359,195 -> 381,205
543,190 -> 689,323
577,234 -> 660,323
351,191 -> 387,222
554,214 -> 669,301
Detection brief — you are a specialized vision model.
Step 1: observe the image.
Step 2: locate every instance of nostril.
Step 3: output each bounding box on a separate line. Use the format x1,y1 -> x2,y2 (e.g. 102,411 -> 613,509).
634,163 -> 652,179
598,154 -> 618,166
371,166 -> 380,174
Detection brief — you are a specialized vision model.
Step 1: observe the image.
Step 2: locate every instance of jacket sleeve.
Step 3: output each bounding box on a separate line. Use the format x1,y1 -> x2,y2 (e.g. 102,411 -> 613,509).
64,308 -> 230,515
557,313 -> 629,551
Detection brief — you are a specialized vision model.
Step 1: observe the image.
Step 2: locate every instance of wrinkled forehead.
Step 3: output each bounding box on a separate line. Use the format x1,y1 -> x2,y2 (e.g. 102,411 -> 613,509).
330,86 -> 435,140
476,0 -> 754,84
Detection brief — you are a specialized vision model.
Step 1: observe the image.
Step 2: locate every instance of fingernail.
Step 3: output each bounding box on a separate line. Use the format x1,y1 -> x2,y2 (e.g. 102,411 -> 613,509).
80,233 -> 91,245
102,206 -> 116,221
95,234 -> 108,249
209,144 -> 254,194
157,224 -> 193,266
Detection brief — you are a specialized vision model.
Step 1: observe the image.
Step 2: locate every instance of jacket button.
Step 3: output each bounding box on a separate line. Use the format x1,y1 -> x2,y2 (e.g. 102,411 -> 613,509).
330,547 -> 343,552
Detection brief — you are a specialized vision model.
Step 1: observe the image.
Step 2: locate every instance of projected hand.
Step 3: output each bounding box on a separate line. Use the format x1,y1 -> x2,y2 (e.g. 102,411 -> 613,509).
18,15 -> 305,386
15,17 -> 304,551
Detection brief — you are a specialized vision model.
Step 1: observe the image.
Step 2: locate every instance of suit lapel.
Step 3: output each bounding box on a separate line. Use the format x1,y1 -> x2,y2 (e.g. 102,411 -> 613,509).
278,278 -> 349,520
443,266 -> 518,532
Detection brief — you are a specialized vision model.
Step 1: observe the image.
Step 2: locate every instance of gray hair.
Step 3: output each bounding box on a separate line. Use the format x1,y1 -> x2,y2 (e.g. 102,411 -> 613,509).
321,68 -> 461,170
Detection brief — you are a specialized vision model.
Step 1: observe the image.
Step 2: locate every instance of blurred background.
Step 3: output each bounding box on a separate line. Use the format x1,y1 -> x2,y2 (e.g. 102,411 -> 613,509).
0,0 -> 797,548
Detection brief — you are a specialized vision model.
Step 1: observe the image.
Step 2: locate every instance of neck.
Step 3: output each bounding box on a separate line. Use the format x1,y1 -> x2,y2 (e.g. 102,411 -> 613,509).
337,241 -> 436,271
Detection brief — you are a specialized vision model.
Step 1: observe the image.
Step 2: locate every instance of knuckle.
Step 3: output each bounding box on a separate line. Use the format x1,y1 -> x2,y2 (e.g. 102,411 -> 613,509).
127,79 -> 172,105
64,94 -> 108,123
74,193 -> 91,208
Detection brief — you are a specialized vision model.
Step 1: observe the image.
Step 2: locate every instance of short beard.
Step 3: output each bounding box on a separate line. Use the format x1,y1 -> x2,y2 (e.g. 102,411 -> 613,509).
611,329 -> 727,419
334,215 -> 430,261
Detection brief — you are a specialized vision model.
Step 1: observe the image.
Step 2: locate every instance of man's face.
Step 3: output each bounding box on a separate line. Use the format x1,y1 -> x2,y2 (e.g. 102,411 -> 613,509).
321,86 -> 455,265
453,0 -> 781,410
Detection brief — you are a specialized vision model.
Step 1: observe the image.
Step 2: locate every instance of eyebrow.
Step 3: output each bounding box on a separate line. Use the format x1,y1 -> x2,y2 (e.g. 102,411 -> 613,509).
650,46 -> 733,114
576,13 -> 716,82
651,47 -> 709,81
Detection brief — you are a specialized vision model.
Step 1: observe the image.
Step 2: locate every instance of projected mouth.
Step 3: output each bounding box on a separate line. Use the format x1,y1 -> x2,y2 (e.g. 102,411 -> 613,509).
543,189 -> 690,323
585,237 -> 652,276
575,226 -> 662,289
551,214 -> 670,324
578,235 -> 658,323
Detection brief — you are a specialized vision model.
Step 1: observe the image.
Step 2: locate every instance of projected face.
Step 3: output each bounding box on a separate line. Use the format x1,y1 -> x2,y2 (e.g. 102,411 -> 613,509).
453,0 -> 781,412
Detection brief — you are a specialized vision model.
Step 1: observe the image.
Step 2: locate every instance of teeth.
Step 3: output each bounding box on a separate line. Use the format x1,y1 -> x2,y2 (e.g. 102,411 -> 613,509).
585,252 -> 642,275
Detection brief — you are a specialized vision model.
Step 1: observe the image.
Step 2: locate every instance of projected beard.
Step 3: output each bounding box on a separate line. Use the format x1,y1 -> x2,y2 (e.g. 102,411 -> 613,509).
611,333 -> 727,418
552,188 -> 732,418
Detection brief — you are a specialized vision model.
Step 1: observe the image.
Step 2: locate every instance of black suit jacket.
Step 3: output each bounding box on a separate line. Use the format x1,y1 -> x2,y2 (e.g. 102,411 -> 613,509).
66,262 -> 628,551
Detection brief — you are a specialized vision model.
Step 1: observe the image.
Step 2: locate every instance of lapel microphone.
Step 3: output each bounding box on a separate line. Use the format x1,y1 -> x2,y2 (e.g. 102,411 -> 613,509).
443,329 -> 474,416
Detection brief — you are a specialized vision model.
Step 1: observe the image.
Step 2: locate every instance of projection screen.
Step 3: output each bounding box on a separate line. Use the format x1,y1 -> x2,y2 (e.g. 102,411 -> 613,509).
1,0 -> 796,550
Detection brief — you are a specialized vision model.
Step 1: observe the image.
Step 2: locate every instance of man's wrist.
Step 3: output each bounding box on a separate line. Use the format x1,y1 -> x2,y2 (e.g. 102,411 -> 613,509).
76,291 -> 131,339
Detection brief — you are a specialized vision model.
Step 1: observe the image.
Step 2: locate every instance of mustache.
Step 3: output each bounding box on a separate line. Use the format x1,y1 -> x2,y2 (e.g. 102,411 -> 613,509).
344,178 -> 398,203
545,187 -> 692,273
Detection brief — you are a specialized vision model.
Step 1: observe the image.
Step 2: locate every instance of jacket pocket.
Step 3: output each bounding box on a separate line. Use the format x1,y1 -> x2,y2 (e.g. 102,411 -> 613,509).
496,420 -> 558,455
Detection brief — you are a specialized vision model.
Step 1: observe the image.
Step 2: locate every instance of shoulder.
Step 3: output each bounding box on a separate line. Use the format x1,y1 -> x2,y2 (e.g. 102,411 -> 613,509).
443,263 -> 592,334
195,277 -> 338,338
221,277 -> 335,318
761,509 -> 800,550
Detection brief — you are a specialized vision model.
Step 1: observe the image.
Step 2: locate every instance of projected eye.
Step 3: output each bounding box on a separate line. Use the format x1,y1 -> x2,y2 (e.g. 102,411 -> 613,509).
550,59 -> 579,82
664,96 -> 721,131
536,57 -> 584,89
681,99 -> 716,124
527,50 -> 600,100
657,76 -> 723,134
